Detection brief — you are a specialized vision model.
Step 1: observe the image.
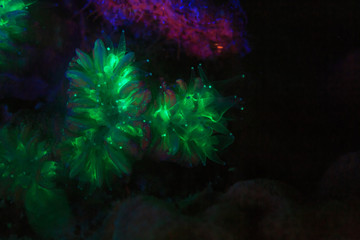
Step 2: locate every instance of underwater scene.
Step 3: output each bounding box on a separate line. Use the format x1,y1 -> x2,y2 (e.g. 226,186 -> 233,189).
0,0 -> 360,239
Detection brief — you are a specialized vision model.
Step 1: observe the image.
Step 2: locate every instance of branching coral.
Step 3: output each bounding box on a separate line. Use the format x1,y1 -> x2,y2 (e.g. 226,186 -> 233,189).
150,65 -> 234,166
64,33 -> 151,189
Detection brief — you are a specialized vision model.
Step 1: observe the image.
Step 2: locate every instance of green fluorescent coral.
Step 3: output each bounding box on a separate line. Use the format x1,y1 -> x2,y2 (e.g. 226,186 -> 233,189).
0,124 -> 72,238
64,33 -> 151,189
0,124 -> 54,200
150,65 -> 234,166
0,0 -> 28,47
64,33 -> 235,189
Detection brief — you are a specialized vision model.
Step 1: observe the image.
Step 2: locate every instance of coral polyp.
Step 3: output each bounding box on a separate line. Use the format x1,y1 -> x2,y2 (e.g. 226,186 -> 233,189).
0,0 -> 28,49
64,33 -> 151,189
150,65 -> 234,166
0,124 -> 54,200
0,124 -> 73,238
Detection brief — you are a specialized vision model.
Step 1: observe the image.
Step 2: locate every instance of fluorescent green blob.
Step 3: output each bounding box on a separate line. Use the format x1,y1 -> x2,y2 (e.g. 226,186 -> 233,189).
25,182 -> 73,238
64,34 -> 151,189
150,66 -> 234,166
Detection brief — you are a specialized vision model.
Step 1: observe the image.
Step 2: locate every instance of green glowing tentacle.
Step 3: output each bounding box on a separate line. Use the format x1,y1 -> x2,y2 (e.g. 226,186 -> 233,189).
0,0 -> 29,57
150,66 -> 234,166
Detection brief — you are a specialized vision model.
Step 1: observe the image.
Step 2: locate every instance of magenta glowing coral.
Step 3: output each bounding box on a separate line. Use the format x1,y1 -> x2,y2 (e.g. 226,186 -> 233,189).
91,0 -> 249,58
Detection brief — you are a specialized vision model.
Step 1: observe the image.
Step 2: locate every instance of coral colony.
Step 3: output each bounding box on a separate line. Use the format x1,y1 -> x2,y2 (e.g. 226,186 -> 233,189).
150,66 -> 235,166
0,0 -> 247,238
63,34 -> 151,189
63,33 -> 234,189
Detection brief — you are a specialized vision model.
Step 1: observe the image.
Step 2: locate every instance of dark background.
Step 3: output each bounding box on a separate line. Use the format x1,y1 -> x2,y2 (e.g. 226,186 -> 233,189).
222,0 -> 360,193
